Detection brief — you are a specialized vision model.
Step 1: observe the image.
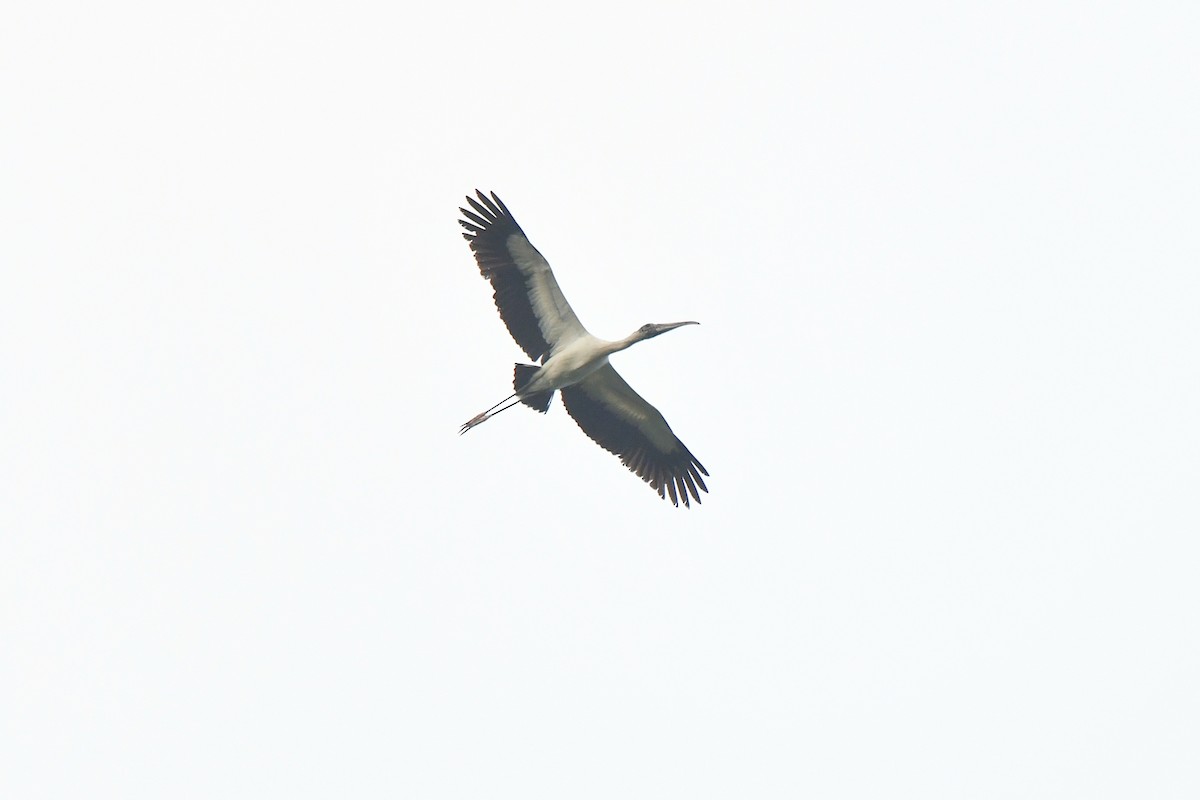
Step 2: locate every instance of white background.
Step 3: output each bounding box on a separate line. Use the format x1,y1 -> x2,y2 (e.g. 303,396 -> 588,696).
3,1 -> 1198,797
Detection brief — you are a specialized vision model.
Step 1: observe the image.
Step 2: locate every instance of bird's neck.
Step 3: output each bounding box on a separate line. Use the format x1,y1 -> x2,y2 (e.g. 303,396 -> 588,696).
606,331 -> 645,355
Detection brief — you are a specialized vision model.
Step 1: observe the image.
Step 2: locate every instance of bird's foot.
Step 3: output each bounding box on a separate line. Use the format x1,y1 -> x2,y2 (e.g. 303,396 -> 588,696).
459,412 -> 488,435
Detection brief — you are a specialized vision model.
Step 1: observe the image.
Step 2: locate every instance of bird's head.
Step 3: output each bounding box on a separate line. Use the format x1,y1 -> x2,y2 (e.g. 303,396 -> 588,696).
637,321 -> 700,340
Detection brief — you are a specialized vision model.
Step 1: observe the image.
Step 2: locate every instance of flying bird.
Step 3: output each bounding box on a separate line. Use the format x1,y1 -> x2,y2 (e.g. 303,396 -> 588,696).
458,190 -> 709,507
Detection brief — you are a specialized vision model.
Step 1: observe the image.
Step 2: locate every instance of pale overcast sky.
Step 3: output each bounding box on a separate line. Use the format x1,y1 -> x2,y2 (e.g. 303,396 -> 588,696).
3,1 -> 1198,797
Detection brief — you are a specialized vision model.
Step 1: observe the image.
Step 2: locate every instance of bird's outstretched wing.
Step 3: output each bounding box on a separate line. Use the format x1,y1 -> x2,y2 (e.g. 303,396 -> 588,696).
560,365 -> 709,507
458,191 -> 588,362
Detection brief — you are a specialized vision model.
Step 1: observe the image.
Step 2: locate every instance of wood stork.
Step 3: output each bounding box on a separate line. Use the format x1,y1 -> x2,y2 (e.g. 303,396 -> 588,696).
458,190 -> 709,507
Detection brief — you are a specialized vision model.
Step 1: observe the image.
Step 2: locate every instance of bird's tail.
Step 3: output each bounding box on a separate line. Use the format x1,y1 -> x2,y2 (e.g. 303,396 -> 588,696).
514,364 -> 554,413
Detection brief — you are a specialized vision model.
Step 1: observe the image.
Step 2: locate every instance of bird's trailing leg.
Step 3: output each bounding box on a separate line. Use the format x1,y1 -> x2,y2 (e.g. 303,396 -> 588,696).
459,393 -> 522,434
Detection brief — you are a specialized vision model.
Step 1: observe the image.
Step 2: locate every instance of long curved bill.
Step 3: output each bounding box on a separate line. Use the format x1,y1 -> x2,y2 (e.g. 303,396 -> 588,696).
651,321 -> 700,335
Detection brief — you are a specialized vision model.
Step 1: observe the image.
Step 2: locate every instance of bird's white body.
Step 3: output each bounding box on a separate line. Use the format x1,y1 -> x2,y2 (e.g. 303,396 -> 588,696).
523,334 -> 613,394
